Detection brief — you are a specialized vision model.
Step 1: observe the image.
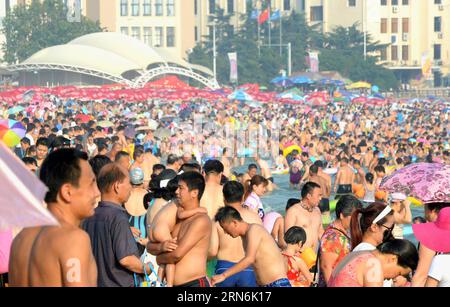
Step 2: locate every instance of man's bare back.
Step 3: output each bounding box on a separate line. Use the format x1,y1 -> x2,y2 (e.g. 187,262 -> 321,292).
242,224 -> 287,286
9,225 -> 97,287
335,165 -> 354,188
170,214 -> 211,286
216,208 -> 262,262
200,183 -> 224,220
309,174 -> 330,198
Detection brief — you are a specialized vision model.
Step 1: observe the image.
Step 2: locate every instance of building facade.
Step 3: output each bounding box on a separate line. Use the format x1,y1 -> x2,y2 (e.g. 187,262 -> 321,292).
304,0 -> 450,86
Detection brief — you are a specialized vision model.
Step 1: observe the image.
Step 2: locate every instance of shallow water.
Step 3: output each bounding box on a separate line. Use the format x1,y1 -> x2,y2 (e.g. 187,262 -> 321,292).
232,163 -> 423,245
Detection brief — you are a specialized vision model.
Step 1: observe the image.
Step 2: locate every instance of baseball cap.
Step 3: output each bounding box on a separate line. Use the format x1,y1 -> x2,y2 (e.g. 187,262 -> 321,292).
129,168 -> 144,185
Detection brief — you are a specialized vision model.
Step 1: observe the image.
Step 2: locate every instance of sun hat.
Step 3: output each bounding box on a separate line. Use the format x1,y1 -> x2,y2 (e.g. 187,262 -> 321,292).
412,207 -> 450,253
129,168 -> 144,185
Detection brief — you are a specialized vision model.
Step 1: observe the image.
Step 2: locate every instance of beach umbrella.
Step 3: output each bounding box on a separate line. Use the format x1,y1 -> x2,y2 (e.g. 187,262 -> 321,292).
277,92 -> 303,101
97,120 -> 114,128
154,128 -> 172,139
270,76 -> 293,87
380,163 -> 450,204
0,119 -> 26,148
7,106 -> 25,115
291,76 -> 313,85
227,91 -> 254,101
148,119 -> 159,130
0,141 -> 58,229
347,81 -> 372,89
75,114 -> 92,123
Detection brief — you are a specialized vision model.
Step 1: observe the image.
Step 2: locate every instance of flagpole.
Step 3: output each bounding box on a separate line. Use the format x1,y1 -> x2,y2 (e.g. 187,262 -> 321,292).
268,1 -> 271,47
258,13 -> 261,57
279,12 -> 282,57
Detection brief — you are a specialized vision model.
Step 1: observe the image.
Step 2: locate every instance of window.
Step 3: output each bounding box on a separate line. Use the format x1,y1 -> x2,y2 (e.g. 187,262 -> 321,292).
380,48 -> 387,61
120,0 -> 128,16
434,44 -> 441,60
435,0 -> 442,4
284,0 -> 291,11
144,27 -> 152,46
402,0 -> 408,5
131,0 -> 139,16
391,45 -> 398,61
155,26 -> 163,47
381,18 -> 387,33
143,0 -> 151,16
194,0 -> 198,15
167,0 -> 175,16
435,17 -> 442,32
166,27 -> 175,47
155,0 -> 163,16
131,27 -> 141,40
227,0 -> 234,13
120,27 -> 129,36
195,26 -> 198,41
402,18 -> 409,33
209,0 -> 216,14
402,46 -> 409,61
392,0 -> 398,5
391,18 -> 398,33
381,0 -> 387,5
348,0 -> 356,7
310,6 -> 323,22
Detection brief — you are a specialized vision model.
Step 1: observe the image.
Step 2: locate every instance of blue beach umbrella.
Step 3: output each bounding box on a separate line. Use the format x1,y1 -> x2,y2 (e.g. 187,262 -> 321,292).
291,76 -> 313,85
227,90 -> 254,101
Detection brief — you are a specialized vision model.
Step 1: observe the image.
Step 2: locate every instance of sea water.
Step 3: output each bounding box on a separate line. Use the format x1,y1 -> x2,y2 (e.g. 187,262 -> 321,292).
232,165 -> 423,245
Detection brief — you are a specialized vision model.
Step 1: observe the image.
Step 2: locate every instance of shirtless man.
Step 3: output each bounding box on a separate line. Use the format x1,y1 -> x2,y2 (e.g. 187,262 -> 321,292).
220,148 -> 232,179
141,149 -> 160,187
200,160 -> 225,220
211,206 -> 290,287
209,181 -> 263,287
9,149 -> 99,287
308,164 -> 331,223
284,182 -> 324,252
333,158 -> 355,199
255,155 -> 276,192
148,172 -> 212,287
242,164 -> 258,183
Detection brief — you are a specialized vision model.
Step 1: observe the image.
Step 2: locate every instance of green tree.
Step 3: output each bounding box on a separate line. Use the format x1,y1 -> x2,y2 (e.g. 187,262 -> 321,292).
1,0 -> 103,64
318,24 -> 399,90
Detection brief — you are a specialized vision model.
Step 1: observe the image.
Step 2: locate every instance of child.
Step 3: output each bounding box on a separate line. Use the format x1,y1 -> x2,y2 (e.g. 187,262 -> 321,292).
149,202 -> 207,286
282,226 -> 314,287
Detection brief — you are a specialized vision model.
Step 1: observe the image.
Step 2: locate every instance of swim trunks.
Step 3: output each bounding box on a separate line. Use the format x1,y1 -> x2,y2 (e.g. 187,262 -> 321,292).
174,276 -> 210,287
290,171 -> 302,184
262,278 -> 292,287
319,198 -> 330,213
336,184 -> 352,198
215,260 -> 257,287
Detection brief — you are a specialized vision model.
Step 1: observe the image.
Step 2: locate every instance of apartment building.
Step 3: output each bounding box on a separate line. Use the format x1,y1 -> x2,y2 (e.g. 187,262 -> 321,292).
304,0 -> 450,86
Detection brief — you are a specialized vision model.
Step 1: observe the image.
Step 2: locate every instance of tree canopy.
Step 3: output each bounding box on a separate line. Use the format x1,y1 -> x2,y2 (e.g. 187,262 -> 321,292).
1,0 -> 103,64
189,5 -> 399,90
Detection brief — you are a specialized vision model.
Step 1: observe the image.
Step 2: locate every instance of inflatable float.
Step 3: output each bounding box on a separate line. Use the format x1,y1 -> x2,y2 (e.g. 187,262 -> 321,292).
283,145 -> 302,157
272,168 -> 289,175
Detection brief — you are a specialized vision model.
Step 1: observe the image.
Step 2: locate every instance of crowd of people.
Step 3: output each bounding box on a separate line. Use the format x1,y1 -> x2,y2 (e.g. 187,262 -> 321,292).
0,91 -> 449,287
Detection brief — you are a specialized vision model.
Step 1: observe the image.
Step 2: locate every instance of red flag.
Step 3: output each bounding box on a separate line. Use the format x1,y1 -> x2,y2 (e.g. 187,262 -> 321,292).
258,8 -> 269,24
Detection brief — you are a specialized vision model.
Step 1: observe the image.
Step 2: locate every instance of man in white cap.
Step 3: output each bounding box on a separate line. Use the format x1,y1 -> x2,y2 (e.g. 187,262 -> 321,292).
390,193 -> 412,239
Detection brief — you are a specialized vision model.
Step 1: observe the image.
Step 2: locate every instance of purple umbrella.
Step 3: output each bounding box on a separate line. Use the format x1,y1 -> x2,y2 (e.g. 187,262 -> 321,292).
380,163 -> 450,204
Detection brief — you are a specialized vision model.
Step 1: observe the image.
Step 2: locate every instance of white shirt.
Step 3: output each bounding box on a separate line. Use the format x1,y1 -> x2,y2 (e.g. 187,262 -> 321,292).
428,254 -> 450,287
